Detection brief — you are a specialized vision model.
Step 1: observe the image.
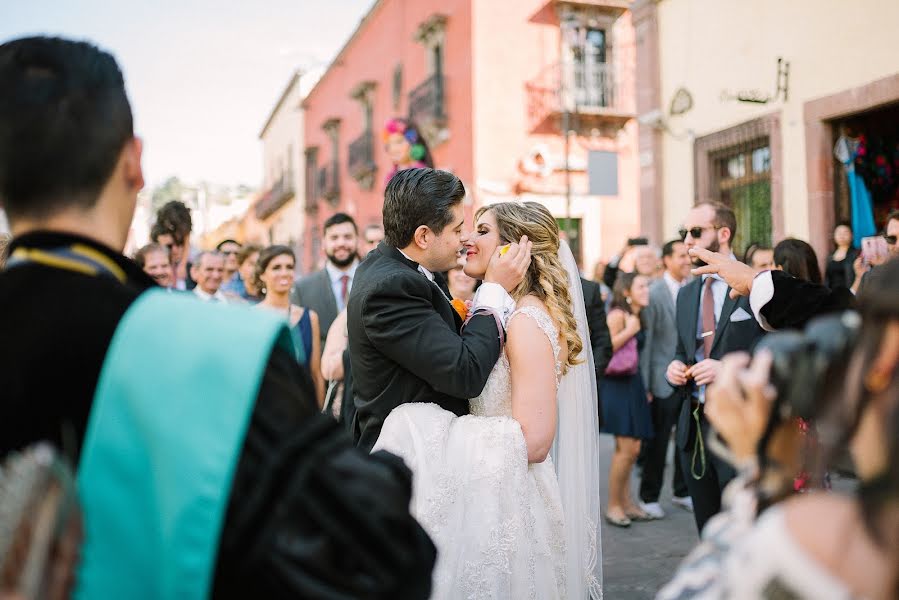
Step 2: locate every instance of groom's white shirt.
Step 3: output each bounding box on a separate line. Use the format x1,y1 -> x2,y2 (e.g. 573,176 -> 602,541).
398,249 -> 516,326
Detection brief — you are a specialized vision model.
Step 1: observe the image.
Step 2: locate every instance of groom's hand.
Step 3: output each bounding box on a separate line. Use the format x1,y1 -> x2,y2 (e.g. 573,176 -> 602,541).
485,236 -> 532,293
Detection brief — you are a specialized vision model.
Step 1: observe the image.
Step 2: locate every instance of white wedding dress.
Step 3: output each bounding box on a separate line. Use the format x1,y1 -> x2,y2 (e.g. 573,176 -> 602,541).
374,306 -> 574,599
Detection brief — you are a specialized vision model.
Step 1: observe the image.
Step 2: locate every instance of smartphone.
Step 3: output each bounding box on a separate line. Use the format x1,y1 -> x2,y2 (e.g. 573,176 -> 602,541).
861,235 -> 889,266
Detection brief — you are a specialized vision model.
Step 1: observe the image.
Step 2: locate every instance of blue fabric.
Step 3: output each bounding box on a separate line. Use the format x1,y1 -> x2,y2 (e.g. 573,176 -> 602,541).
842,146 -> 877,247
290,308 -> 313,366
75,289 -> 294,600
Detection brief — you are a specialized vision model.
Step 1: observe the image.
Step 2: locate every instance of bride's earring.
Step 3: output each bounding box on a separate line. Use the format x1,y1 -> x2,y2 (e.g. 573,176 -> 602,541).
626,297 -> 632,305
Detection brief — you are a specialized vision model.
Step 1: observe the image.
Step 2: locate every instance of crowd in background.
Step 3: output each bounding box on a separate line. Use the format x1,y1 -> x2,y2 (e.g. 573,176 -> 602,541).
133,194 -> 899,537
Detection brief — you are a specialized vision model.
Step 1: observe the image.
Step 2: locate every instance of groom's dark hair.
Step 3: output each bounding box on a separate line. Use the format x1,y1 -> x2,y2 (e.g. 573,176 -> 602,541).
383,168 -> 465,248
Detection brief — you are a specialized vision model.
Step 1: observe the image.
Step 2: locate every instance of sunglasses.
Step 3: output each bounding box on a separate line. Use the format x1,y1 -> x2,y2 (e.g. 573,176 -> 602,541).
678,226 -> 720,241
884,234 -> 898,245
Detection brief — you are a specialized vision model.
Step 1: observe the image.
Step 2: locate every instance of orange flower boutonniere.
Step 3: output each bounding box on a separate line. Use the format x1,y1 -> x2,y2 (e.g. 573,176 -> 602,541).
451,298 -> 469,322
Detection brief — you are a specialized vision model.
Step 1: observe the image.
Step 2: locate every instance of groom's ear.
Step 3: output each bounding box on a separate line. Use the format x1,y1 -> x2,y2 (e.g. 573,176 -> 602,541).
412,225 -> 432,250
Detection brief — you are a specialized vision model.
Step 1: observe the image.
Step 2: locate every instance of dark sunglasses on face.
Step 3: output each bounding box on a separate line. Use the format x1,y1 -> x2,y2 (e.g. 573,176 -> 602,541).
678,226 -> 720,241
884,234 -> 898,245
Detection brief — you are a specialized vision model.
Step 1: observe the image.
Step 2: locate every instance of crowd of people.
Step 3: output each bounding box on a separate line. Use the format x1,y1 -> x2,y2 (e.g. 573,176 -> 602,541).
2,34 -> 899,599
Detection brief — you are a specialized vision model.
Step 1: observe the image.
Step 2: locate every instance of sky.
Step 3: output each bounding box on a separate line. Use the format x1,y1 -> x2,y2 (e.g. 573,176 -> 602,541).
1,0 -> 373,188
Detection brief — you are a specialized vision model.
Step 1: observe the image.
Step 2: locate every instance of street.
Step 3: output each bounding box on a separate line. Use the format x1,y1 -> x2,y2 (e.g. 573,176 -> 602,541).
598,432 -> 694,599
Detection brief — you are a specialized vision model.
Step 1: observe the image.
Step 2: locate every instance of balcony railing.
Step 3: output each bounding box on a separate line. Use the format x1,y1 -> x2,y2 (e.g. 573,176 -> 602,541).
408,72 -> 446,126
255,174 -> 295,220
525,61 -> 631,132
348,131 -> 376,183
318,163 -> 339,204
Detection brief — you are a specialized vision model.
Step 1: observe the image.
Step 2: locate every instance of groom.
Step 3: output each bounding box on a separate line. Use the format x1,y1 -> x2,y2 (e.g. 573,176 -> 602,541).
349,168 -> 531,452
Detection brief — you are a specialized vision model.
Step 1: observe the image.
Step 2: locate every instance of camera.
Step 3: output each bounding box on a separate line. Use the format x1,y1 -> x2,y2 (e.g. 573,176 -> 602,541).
754,310 -> 861,429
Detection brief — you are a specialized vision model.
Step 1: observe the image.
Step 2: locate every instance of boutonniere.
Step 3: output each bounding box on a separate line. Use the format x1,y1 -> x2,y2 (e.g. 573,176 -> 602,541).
451,298 -> 469,322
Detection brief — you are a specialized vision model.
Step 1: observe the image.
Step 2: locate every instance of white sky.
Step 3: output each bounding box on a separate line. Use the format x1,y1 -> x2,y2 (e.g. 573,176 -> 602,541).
1,0 -> 373,188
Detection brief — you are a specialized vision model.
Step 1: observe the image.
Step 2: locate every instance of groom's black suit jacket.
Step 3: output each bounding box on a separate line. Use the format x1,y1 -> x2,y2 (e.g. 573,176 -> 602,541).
348,242 -> 503,453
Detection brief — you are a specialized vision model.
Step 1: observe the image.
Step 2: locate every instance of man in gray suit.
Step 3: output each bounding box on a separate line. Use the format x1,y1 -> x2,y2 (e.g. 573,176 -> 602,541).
638,239 -> 693,518
292,212 -> 360,350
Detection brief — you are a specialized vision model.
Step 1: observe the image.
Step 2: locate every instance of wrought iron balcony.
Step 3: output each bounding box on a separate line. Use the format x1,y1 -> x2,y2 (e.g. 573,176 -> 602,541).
348,131 -> 376,189
408,72 -> 446,127
318,163 -> 339,205
255,174 -> 295,220
525,61 -> 632,133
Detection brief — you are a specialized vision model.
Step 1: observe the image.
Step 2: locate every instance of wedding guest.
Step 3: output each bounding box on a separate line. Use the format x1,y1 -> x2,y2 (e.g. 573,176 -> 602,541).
743,242 -> 775,270
591,259 -> 612,303
232,243 -> 262,302
853,209 -> 899,295
257,245 -> 324,407
447,260 -> 477,301
634,244 -> 662,278
824,221 -> 858,290
321,309 -> 350,421
152,200 -> 194,290
360,223 -> 385,257
601,272 -> 654,526
216,238 -> 242,289
190,251 -> 228,302
659,258 -> 899,600
133,243 -> 172,287
581,276 -> 613,381
638,240 -> 693,519
292,212 -> 359,351
666,202 -> 766,534
773,238 -> 822,284
602,237 -> 648,289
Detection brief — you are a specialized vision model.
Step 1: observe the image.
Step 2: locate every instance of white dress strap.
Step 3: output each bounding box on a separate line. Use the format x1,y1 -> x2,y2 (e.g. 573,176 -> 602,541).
509,306 -> 562,380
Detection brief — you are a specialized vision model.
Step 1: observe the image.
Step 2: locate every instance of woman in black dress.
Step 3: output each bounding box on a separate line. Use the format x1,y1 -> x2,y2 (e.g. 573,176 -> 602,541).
824,221 -> 859,290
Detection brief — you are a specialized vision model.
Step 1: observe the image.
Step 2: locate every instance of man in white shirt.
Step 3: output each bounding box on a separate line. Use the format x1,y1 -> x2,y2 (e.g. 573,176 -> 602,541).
292,213 -> 360,350
191,251 -> 228,302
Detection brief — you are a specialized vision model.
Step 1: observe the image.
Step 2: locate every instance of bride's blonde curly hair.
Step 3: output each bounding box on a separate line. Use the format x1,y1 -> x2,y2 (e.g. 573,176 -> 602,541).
475,201 -> 583,373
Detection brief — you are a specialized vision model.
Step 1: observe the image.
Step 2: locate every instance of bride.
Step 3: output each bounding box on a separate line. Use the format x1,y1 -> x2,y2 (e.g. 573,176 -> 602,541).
373,201 -> 603,599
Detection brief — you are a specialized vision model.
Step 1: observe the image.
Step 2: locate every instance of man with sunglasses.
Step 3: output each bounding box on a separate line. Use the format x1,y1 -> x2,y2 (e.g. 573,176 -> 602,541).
216,238 -> 243,292
665,202 -> 766,534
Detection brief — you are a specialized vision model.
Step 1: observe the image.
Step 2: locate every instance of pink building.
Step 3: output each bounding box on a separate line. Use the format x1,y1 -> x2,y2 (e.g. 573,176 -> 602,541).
302,0 -> 639,273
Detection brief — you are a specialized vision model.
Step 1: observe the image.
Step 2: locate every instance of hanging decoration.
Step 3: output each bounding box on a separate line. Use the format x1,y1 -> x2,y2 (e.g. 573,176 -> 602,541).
382,117 -> 434,186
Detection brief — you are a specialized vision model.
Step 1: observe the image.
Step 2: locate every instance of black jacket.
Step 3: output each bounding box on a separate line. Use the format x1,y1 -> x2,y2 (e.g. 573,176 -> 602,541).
671,277 -> 766,450
348,242 -> 503,452
0,231 -> 435,599
580,277 -> 613,378
760,270 -> 856,331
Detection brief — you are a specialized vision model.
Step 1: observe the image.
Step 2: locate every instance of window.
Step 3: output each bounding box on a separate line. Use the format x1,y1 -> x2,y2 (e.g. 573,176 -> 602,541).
713,140 -> 772,252
556,217 -> 583,266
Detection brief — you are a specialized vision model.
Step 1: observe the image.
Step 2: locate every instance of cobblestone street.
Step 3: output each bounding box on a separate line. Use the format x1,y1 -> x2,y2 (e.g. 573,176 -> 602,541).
599,432 -> 696,599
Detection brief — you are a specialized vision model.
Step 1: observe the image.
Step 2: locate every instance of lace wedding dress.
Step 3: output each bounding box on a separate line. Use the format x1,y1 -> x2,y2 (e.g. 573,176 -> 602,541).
373,306 -> 569,599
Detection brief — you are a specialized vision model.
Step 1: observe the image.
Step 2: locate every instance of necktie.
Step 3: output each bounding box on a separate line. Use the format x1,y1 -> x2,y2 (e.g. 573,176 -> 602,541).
701,277 -> 716,359
340,274 -> 350,307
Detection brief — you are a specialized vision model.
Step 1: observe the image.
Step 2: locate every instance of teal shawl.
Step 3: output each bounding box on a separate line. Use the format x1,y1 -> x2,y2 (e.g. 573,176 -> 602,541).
75,290 -> 294,599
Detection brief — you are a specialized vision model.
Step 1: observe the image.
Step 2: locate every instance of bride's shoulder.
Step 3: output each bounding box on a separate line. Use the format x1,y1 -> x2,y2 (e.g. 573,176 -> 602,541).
509,296 -> 557,338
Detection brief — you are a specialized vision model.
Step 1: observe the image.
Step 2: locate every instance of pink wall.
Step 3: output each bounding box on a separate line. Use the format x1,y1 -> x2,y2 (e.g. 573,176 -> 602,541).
302,0 -> 475,271
471,0 -> 640,263
303,0 -> 640,272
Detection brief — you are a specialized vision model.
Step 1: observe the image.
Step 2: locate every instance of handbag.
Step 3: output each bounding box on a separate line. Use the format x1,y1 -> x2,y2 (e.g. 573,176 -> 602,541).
604,335 -> 638,376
